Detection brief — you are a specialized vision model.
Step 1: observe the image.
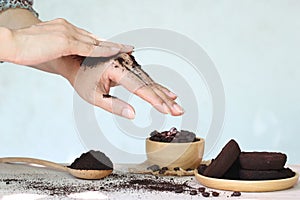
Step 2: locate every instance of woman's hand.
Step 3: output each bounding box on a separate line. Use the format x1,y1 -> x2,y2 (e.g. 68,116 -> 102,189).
0,8 -> 183,119
1,18 -> 133,65
70,53 -> 184,119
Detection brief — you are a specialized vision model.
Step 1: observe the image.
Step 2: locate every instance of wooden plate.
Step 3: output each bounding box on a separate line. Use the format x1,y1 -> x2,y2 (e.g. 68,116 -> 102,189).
194,170 -> 299,192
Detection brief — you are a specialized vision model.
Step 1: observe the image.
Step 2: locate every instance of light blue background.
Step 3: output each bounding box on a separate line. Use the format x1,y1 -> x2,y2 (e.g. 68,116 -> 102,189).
0,0 -> 299,164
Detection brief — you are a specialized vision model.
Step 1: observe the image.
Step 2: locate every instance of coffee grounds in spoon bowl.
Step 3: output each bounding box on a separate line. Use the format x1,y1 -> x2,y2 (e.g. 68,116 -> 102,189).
69,150 -> 113,170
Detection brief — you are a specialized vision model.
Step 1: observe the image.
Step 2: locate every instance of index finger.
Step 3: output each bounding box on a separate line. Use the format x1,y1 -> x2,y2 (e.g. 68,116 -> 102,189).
99,41 -> 134,53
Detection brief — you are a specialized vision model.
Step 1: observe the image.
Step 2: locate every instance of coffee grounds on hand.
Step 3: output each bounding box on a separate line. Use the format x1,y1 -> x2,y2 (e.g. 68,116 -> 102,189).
69,150 -> 113,170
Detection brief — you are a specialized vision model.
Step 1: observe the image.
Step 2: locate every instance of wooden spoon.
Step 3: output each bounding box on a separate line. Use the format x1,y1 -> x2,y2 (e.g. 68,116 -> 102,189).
0,157 -> 112,180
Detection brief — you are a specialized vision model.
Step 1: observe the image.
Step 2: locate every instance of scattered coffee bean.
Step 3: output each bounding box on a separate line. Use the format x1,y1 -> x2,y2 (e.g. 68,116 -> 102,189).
212,191 -> 220,197
174,187 -> 184,193
147,165 -> 160,172
174,167 -> 180,171
162,167 -> 168,171
231,191 -> 241,196
202,192 -> 210,197
159,169 -> 166,174
198,187 -> 206,192
190,190 -> 198,195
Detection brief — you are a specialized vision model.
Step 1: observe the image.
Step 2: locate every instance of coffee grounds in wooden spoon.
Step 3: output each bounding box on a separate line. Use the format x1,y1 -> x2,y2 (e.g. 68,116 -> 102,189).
69,150 -> 113,170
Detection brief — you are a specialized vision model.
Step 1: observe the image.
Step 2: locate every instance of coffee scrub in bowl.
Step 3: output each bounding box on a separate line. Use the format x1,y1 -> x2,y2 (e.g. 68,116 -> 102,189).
146,127 -> 205,169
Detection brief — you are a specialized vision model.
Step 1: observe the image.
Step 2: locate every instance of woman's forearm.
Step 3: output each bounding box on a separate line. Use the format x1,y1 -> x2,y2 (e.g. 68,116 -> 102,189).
0,8 -> 40,63
0,8 -> 80,82
0,26 -> 13,62
0,8 -> 40,29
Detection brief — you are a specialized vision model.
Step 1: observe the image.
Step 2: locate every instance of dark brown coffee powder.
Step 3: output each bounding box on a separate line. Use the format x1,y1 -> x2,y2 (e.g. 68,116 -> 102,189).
69,150 -> 113,170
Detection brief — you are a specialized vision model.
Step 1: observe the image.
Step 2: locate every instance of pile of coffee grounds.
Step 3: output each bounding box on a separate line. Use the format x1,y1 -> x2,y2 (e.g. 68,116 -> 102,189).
1,173 -> 241,197
69,150 -> 113,170
149,127 -> 200,143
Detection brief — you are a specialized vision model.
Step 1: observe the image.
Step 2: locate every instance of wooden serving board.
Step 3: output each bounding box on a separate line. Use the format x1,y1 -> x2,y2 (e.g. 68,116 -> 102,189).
194,170 -> 299,192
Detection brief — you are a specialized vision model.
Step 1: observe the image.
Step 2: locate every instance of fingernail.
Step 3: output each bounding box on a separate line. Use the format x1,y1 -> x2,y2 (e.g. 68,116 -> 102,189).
173,104 -> 184,114
120,45 -> 134,53
168,91 -> 177,98
121,108 -> 135,119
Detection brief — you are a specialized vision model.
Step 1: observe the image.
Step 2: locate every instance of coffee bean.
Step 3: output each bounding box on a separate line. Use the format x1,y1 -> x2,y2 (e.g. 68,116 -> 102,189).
202,192 -> 210,197
150,136 -> 161,142
174,167 -> 180,171
179,139 -> 188,143
198,187 -> 206,192
169,127 -> 178,134
231,191 -> 241,197
162,167 -> 168,171
149,128 -> 200,144
161,137 -> 170,142
159,169 -> 166,174
150,130 -> 159,136
186,168 -> 193,171
147,165 -> 160,172
174,187 -> 184,193
212,191 -> 219,197
190,190 -> 198,195
171,139 -> 180,143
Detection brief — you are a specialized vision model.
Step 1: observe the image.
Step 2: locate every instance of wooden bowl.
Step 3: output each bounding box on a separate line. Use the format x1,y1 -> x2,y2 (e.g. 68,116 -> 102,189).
145,137 -> 205,169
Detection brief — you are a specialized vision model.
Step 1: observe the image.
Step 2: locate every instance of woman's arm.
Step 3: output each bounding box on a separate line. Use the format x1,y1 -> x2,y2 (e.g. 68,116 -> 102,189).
0,8 -> 83,83
0,8 -> 183,118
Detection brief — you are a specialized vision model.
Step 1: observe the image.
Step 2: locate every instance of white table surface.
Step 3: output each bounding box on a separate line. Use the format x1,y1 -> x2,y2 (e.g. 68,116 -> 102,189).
0,163 -> 299,200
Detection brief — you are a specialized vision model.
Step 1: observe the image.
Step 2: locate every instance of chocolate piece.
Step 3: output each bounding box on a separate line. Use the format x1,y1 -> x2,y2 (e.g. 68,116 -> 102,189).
203,140 -> 241,178
239,168 -> 295,180
69,150 -> 113,170
239,152 -> 287,170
